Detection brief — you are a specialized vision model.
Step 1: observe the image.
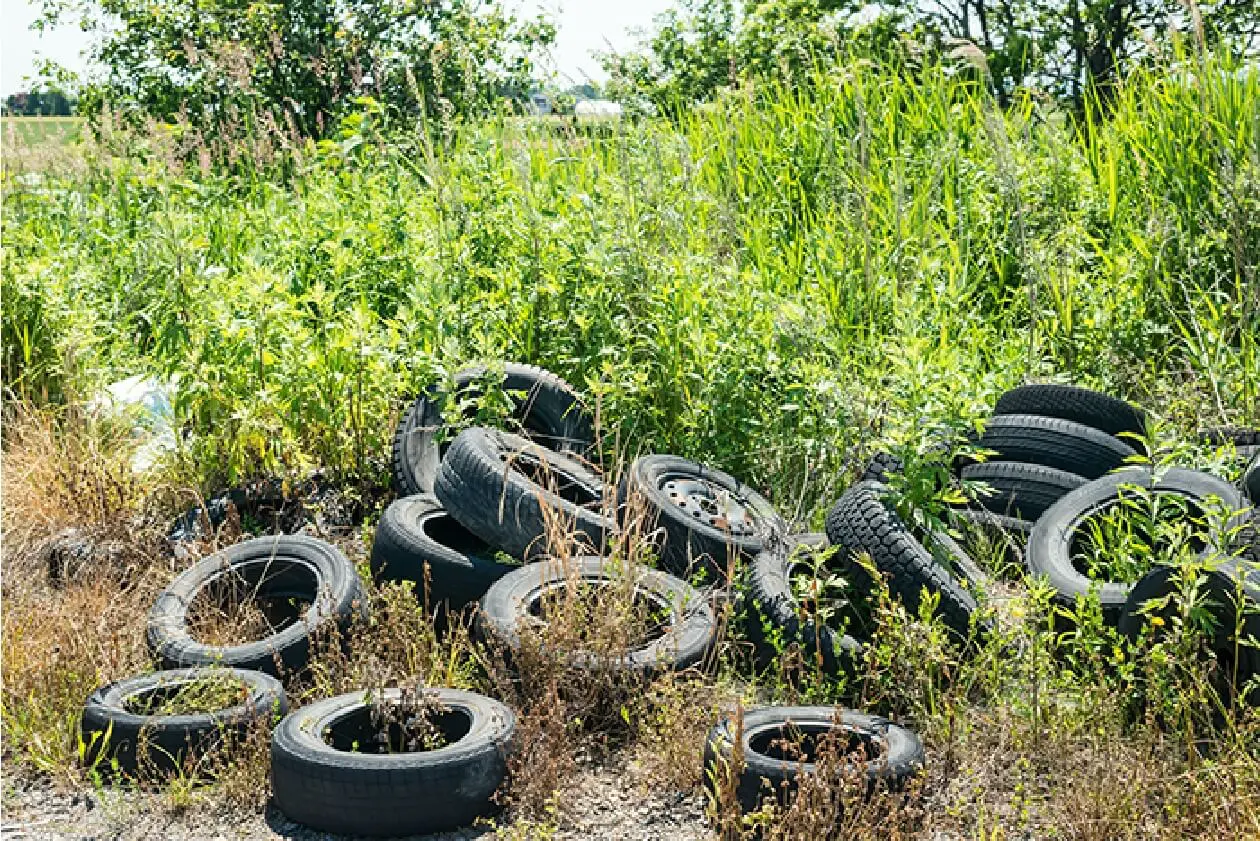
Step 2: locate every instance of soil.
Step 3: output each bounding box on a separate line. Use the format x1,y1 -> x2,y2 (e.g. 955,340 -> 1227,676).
1,756 -> 712,841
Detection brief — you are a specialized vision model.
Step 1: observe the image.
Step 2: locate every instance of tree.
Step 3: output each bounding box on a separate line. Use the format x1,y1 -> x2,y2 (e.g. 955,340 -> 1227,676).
4,87 -> 75,116
903,0 -> 1260,111
41,0 -> 555,138
602,0 -> 1259,114
601,0 -> 927,112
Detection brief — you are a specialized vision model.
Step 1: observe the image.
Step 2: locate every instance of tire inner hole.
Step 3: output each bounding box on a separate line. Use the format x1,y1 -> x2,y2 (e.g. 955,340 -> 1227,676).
123,676 -> 249,716
1070,492 -> 1209,582
186,558 -> 317,646
526,581 -> 674,647
421,512 -> 493,556
749,722 -> 881,765
509,451 -> 601,507
324,704 -> 472,754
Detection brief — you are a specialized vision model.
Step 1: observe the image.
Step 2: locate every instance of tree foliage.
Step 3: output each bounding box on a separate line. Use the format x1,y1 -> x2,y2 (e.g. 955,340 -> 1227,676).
602,0 -> 1259,113
41,0 -> 555,137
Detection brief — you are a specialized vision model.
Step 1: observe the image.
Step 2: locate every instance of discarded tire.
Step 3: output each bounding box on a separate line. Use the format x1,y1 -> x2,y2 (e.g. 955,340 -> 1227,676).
860,452 -> 904,484
960,461 -> 1088,521
618,455 -> 785,580
392,363 -> 594,496
1244,452 -> 1260,505
949,508 -> 1034,541
81,667 -> 286,777
271,688 -> 514,837
825,481 -> 988,637
477,557 -> 717,672
167,482 -> 287,544
1119,560 -> 1260,703
978,415 -> 1137,480
703,707 -> 924,812
746,536 -> 862,674
994,384 -> 1147,443
1200,425 -> 1260,454
435,427 -> 613,560
370,494 -> 515,610
1027,468 -> 1245,624
147,535 -> 366,676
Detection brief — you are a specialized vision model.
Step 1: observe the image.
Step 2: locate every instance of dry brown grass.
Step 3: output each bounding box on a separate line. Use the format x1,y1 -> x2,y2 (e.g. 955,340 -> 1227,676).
4,405 -> 1260,839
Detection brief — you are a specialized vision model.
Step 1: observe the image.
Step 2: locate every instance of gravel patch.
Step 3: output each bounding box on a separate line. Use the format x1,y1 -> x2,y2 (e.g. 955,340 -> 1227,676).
1,757 -> 713,841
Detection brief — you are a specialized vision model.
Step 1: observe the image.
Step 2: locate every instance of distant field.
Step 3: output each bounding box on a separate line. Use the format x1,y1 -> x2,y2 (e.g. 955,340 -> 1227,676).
2,116 -> 82,148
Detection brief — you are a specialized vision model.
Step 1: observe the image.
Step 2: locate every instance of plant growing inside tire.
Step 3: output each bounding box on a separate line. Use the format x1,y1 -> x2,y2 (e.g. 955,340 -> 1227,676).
1120,557 -> 1260,723
80,667 -> 287,781
478,556 -> 718,678
1027,466 -> 1246,624
703,706 -> 924,817
271,687 -> 515,836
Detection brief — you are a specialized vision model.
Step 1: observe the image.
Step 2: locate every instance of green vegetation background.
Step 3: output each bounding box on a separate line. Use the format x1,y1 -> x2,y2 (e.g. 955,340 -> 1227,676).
3,48 -> 1256,516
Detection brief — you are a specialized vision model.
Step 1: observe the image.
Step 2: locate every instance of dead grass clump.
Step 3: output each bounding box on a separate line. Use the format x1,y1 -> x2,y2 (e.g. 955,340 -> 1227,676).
2,401 -> 165,582
1,563 -> 167,780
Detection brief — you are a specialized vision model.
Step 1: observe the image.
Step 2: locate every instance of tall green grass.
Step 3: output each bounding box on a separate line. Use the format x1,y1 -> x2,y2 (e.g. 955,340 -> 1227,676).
2,44 -> 1255,509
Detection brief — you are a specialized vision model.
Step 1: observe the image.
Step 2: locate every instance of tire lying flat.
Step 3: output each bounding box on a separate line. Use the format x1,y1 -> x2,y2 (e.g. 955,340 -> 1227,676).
961,461 -> 1088,521
704,706 -> 923,812
618,455 -> 785,581
370,494 -> 515,609
1119,560 -> 1260,703
271,688 -> 514,837
81,667 -> 286,778
392,363 -> 594,496
746,536 -> 863,675
993,384 -> 1146,443
147,535 -> 365,676
436,427 -> 613,561
824,481 -> 989,638
977,415 -> 1137,480
477,556 -> 717,672
1027,468 -> 1245,624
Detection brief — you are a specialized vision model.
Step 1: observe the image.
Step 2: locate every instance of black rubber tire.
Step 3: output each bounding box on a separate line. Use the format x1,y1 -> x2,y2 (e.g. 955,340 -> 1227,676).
961,461 -> 1088,521
147,535 -> 366,676
1119,561 -> 1260,704
860,452 -> 904,484
978,415 -> 1137,480
81,667 -> 286,777
435,427 -> 613,561
950,509 -> 1034,540
167,482 -> 288,544
824,482 -> 987,637
1244,452 -> 1260,506
477,557 -> 717,672
370,494 -> 516,610
392,363 -> 594,496
1027,468 -> 1245,625
271,688 -> 514,837
994,384 -> 1147,442
703,707 -> 924,812
618,455 -> 786,580
746,537 -> 863,675
1200,426 -> 1260,449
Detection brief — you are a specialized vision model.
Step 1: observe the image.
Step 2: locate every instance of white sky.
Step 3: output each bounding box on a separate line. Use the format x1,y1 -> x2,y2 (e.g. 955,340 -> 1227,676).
1,0 -> 676,96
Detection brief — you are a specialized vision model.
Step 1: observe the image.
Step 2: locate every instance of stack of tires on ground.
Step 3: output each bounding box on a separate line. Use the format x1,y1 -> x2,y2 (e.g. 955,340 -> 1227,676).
77,367 -> 1256,835
831,384 -> 1260,696
369,363 -> 924,832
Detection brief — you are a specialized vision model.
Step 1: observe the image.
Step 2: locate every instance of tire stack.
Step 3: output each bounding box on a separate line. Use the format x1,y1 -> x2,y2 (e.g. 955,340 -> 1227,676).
831,384 -> 1256,644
